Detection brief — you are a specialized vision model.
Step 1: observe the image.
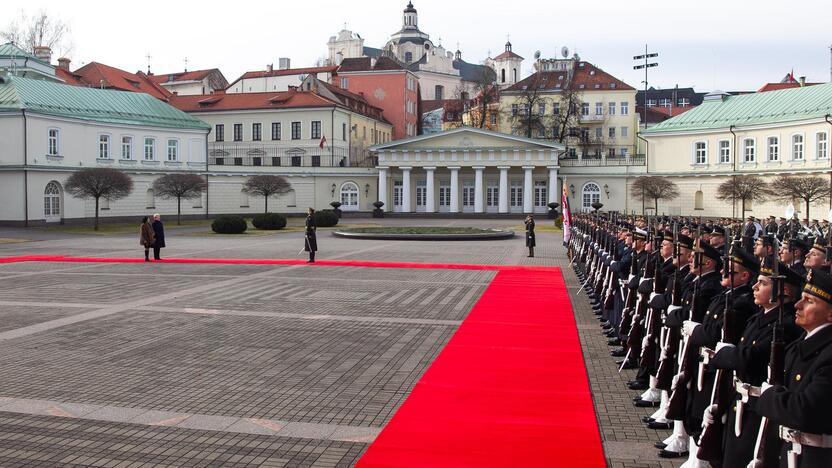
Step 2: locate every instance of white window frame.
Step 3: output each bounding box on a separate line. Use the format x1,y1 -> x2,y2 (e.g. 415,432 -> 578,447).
718,139 -> 731,164
121,135 -> 133,160
534,181 -> 548,207
291,122 -> 302,140
791,133 -> 804,161
693,140 -> 708,165
47,128 -> 60,156
510,184 -> 523,207
252,123 -> 262,141
620,102 -> 629,115
608,127 -> 616,139
608,102 -> 616,116
340,77 -> 348,89
144,137 -> 156,160
581,102 -> 589,116
98,134 -> 111,159
621,126 -> 629,138
439,185 -> 451,207
167,139 -> 179,162
311,121 -> 321,139
743,138 -> 756,163
817,131 -> 829,160
581,182 -> 601,211
595,127 -> 603,139
595,102 -> 603,115
767,135 -> 780,162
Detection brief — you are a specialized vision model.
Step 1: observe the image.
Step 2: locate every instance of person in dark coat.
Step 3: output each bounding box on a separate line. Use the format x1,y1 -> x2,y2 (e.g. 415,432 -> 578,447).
525,214 -> 536,257
757,268 -> 832,468
139,216 -> 155,262
305,208 -> 317,263
151,213 -> 165,261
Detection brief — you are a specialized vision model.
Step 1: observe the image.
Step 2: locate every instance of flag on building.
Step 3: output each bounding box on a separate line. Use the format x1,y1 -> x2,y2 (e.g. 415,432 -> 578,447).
319,135 -> 327,149
562,184 -> 572,246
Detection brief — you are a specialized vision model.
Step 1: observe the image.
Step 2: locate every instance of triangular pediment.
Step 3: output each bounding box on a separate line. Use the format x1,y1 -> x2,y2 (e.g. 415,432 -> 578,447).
370,127 -> 565,152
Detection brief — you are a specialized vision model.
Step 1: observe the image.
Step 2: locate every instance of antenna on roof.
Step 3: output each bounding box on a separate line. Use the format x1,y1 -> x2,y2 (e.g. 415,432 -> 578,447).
184,57 -> 188,72
146,54 -> 151,74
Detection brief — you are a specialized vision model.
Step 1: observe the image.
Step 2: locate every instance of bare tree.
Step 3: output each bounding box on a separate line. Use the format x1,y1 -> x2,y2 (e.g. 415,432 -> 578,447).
243,175 -> 292,213
64,168 -> 133,231
630,176 -> 680,214
551,77 -> 583,146
508,73 -> 548,138
1,10 -> 72,57
461,67 -> 498,129
769,175 -> 831,219
715,175 -> 770,220
152,174 -> 207,225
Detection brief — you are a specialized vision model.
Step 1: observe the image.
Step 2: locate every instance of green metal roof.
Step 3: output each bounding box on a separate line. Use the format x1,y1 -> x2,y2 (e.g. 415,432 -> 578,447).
643,82 -> 832,135
0,75 -> 210,130
0,42 -> 49,66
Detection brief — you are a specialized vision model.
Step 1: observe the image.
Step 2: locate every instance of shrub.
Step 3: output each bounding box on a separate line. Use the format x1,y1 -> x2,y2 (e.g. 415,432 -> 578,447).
212,215 -> 248,234
314,209 -> 339,227
252,213 -> 287,230
554,216 -> 564,229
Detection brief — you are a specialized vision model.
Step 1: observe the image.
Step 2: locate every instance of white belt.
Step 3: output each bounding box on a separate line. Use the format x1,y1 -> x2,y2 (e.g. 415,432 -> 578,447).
780,426 -> 832,448
734,379 -> 762,400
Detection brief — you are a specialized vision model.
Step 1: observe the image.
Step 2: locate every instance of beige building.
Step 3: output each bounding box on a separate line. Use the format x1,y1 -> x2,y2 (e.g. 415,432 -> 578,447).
642,84 -> 832,218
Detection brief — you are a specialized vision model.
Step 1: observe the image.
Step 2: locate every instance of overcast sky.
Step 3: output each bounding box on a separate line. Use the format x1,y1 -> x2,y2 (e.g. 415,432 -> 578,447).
6,0 -> 831,92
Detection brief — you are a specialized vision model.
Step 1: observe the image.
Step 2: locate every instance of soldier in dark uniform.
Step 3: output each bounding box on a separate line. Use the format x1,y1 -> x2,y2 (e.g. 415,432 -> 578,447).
777,217 -> 789,242
709,260 -> 803,468
609,225 -> 633,344
615,228 -> 649,370
757,268 -> 832,468
754,234 -> 778,263
304,207 -> 317,263
744,216 -> 758,253
780,237 -> 810,277
804,241 -> 831,271
766,216 -> 779,236
525,214 -> 536,257
710,225 -> 727,249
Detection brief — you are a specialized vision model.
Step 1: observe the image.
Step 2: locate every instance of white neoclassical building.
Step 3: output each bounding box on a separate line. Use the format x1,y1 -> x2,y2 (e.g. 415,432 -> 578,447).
370,127 -> 564,214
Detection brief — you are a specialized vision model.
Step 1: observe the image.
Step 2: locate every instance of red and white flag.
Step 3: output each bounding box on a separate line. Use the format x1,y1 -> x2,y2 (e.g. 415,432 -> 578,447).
319,135 -> 327,149
562,184 -> 572,246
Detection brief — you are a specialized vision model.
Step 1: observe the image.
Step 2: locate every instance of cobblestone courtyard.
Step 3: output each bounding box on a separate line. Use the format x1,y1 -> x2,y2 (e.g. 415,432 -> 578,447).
0,219 -> 679,467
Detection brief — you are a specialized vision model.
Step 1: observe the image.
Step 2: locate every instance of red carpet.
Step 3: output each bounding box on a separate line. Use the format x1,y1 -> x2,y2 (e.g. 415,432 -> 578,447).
357,269 -> 605,468
1,256 -> 604,466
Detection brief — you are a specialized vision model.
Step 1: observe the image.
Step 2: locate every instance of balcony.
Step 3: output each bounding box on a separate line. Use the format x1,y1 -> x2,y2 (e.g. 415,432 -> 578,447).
208,144 -> 375,168
579,114 -> 606,123
559,153 -> 645,167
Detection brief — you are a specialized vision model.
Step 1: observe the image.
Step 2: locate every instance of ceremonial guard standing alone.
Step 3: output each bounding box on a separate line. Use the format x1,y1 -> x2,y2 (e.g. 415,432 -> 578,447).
525,214 -> 536,257
304,208 -> 317,263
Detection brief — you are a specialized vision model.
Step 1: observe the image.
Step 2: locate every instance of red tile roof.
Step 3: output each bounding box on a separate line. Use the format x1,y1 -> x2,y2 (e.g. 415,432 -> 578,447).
505,61 -> 635,92
55,67 -> 85,86
493,50 -> 524,61
69,62 -> 173,100
227,66 -> 338,88
644,105 -> 695,117
149,69 -> 215,83
169,90 -> 335,112
757,82 -> 821,93
337,57 -> 406,73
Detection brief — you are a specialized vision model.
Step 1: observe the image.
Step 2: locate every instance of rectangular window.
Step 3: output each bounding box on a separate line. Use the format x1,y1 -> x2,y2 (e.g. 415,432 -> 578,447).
646,99 -> 657,107
393,181 -> 403,206
595,102 -> 603,115
215,124 -> 224,142
342,123 -> 347,140
608,102 -> 616,116
292,122 -> 301,140
121,136 -> 132,160
817,132 -> 829,159
552,102 -> 560,115
609,127 -> 616,139
144,138 -> 155,160
581,103 -> 589,116
537,126 -> 546,138
271,122 -> 281,140
167,140 -> 178,161
99,135 -> 110,159
291,155 -> 302,166
694,141 -> 707,164
439,186 -> 450,206
47,129 -> 59,156
538,103 -> 546,115
434,85 -> 444,100
792,134 -> 804,160
311,121 -> 321,139
768,136 -> 779,161
659,98 -> 672,107
311,155 -> 321,167
510,185 -> 523,207
462,184 -> 474,207
678,98 -> 690,107
233,124 -> 242,142
534,181 -> 547,207
486,186 -> 499,207
621,127 -> 629,138
719,140 -> 731,163
620,102 -> 629,115
340,77 -> 348,89
595,127 -> 603,139
743,139 -> 755,162
252,123 -> 262,141
511,103 -> 518,116
416,181 -> 426,206
490,113 -> 497,125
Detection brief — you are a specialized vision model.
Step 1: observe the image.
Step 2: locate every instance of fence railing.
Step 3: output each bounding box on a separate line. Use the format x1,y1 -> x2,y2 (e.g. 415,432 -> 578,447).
559,153 -> 646,167
207,144 -> 376,168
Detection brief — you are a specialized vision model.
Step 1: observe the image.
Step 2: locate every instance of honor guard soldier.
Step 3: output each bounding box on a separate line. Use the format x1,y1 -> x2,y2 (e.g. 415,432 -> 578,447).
781,237 -> 810,277
766,216 -> 779,236
757,268 -> 832,468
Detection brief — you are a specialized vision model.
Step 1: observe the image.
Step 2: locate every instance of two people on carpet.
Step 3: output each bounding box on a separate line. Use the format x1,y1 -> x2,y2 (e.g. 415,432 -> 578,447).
139,214 -> 165,262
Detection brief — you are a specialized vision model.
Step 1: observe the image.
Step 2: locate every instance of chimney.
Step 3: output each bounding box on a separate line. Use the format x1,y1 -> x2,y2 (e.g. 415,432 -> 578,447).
33,46 -> 52,64
266,63 -> 273,73
57,57 -> 71,71
799,76 -> 806,87
278,58 -> 291,70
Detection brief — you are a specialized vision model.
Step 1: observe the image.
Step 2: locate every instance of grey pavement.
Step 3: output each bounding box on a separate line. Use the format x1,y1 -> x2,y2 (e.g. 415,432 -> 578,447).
0,218 -> 678,467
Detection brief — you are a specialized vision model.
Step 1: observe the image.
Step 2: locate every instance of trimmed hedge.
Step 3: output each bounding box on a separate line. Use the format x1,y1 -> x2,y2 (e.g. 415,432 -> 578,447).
554,216 -> 564,229
314,209 -> 339,227
212,215 -> 248,234
252,213 -> 287,230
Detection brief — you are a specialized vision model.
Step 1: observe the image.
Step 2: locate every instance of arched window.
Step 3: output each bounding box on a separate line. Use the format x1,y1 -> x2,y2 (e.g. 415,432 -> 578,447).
405,52 -> 413,63
340,182 -> 360,211
44,181 -> 62,222
694,190 -> 704,210
146,188 -> 155,209
513,68 -> 517,82
501,69 -> 506,83
581,182 -> 601,211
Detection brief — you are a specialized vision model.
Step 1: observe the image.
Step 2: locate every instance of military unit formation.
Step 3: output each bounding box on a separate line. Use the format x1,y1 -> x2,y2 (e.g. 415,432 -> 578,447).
567,211 -> 832,468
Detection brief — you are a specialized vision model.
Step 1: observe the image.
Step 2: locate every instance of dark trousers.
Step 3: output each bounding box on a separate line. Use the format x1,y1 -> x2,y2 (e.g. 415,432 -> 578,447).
144,248 -> 150,261
308,251 -> 315,262
153,247 -> 161,260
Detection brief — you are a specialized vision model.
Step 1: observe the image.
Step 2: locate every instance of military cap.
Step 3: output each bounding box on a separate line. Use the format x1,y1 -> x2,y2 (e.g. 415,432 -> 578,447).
759,261 -> 804,287
712,225 -> 726,237
789,236 -> 812,252
730,244 -> 760,274
779,217 -> 787,221
803,268 -> 832,304
699,239 -> 723,263
769,215 -> 776,220
677,234 -> 694,250
812,237 -> 828,252
632,228 -> 648,241
701,225 -> 714,234
760,234 -> 777,248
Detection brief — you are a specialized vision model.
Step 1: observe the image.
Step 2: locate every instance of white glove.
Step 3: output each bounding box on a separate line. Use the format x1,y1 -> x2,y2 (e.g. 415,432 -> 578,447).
702,403 -> 718,427
715,342 -> 735,353
671,373 -> 681,389
682,320 -> 700,337
659,348 -> 668,361
642,336 -> 650,349
760,381 -> 773,394
667,305 -> 683,314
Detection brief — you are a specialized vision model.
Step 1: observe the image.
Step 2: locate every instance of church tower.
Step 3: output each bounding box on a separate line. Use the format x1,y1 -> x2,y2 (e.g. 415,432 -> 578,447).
402,2 -> 418,30
492,40 -> 524,88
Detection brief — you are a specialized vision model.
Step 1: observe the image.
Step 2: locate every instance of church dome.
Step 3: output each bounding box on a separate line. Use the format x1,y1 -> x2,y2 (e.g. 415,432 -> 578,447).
404,2 -> 417,13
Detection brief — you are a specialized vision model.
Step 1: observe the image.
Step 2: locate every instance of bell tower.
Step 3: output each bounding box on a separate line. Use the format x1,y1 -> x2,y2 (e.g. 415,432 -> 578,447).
403,2 -> 418,30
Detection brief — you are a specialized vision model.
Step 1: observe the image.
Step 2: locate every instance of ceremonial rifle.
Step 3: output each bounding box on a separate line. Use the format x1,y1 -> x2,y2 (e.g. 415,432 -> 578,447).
641,228 -> 669,369
656,222 -> 683,391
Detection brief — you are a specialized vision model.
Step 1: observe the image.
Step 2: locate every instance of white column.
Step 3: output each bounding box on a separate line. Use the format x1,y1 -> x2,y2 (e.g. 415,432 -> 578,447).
449,166 -> 460,213
425,167 -> 436,213
547,166 -> 558,204
377,167 -> 388,208
401,166 -> 412,213
498,166 -> 509,214
473,166 -> 485,213
523,166 -> 534,214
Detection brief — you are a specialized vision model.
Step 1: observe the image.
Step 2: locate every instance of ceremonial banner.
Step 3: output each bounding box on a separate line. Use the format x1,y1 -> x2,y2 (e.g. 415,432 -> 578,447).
562,184 -> 572,246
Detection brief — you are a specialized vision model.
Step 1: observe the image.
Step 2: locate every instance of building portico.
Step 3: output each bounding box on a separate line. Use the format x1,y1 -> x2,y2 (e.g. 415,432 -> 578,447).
371,127 -> 564,215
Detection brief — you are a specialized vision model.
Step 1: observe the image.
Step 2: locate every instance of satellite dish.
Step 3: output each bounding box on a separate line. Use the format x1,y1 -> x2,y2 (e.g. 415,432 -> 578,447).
534,50 -> 541,60
561,46 -> 569,58
786,203 -> 796,219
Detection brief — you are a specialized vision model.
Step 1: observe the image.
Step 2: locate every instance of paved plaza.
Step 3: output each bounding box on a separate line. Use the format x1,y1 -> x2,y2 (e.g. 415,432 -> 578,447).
0,219 -> 679,467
